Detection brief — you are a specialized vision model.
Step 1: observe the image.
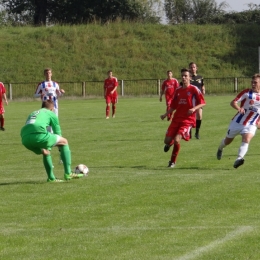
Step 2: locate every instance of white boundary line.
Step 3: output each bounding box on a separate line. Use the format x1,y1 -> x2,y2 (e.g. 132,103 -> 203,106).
176,226 -> 253,260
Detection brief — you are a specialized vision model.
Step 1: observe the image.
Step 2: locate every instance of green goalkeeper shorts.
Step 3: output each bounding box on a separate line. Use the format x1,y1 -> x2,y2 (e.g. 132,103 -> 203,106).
22,132 -> 59,155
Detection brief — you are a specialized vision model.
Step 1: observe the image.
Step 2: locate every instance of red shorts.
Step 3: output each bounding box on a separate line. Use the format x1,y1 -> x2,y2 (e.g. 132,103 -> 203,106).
166,120 -> 192,141
106,94 -> 118,104
165,97 -> 172,107
0,104 -> 5,114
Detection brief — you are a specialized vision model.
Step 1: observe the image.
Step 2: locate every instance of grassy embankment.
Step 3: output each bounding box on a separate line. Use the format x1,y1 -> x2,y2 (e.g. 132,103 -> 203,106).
0,22 -> 259,83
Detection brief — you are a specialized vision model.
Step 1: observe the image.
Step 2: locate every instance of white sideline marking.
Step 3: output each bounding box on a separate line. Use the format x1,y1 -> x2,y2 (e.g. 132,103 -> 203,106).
176,226 -> 253,260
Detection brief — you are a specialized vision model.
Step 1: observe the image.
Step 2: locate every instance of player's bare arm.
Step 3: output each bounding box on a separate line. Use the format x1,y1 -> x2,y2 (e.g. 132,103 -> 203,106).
188,103 -> 206,115
202,85 -> 205,95
111,86 -> 117,94
55,88 -> 65,96
3,93 -> 8,105
159,90 -> 165,102
230,100 -> 245,114
160,108 -> 174,120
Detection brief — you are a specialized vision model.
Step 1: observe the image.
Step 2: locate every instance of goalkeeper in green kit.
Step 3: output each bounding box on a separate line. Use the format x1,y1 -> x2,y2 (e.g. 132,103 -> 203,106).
20,100 -> 84,182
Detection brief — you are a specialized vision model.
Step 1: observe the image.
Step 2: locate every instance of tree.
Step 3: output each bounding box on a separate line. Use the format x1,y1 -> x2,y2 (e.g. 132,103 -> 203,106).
192,0 -> 227,24
0,0 -> 160,26
164,0 -> 228,24
34,0 -> 47,25
52,0 -> 150,24
164,0 -> 192,24
1,0 -> 50,25
204,3 -> 260,24
212,9 -> 260,25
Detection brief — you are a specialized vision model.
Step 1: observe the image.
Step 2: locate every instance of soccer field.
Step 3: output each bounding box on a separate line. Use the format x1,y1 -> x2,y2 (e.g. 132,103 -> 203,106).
0,96 -> 260,259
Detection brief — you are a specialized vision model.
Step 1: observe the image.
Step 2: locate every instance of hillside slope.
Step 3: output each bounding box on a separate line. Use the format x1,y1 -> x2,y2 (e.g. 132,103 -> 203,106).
0,22 -> 259,82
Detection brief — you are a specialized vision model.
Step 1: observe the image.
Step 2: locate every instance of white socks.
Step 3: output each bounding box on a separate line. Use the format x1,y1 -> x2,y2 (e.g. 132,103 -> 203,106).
237,142 -> 249,159
218,139 -> 226,150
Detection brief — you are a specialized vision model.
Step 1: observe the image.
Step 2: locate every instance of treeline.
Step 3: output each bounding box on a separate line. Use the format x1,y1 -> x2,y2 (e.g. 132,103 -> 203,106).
0,0 -> 260,26
165,0 -> 260,25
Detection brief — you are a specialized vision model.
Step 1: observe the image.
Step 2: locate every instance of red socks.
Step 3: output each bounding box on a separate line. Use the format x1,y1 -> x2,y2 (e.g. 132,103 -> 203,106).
0,117 -> 4,128
112,105 -> 116,116
106,105 -> 116,117
106,105 -> 110,117
171,143 -> 180,164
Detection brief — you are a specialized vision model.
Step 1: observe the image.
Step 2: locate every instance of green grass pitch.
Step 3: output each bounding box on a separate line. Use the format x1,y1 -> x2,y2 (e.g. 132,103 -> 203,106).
0,96 -> 260,259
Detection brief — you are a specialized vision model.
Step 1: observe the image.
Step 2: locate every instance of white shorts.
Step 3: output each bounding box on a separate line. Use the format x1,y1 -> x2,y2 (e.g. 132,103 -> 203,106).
226,120 -> 257,138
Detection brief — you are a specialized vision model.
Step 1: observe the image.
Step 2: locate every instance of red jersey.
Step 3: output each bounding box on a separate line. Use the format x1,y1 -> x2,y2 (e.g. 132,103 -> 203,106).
104,77 -> 118,96
0,82 -> 6,104
161,78 -> 179,99
170,85 -> 205,126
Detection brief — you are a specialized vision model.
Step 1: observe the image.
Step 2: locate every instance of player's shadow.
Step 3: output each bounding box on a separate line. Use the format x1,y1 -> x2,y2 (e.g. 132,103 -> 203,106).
0,180 -> 69,185
89,165 -> 230,171
179,166 -> 232,171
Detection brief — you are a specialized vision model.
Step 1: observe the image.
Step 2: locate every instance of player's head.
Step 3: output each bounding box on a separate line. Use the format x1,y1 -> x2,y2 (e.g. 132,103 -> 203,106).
189,62 -> 198,75
42,100 -> 54,111
180,68 -> 191,86
251,74 -> 260,92
181,68 -> 190,74
44,68 -> 52,80
166,70 -> 173,78
107,70 -> 113,78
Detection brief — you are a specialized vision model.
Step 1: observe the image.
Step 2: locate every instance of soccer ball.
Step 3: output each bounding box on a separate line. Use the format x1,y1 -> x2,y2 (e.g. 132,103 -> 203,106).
74,164 -> 89,176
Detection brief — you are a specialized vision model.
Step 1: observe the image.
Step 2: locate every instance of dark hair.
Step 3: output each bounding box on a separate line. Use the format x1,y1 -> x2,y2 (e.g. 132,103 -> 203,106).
252,73 -> 260,79
189,62 -> 196,67
181,68 -> 190,74
107,70 -> 112,73
42,100 -> 54,109
44,68 -> 52,74
167,70 -> 172,73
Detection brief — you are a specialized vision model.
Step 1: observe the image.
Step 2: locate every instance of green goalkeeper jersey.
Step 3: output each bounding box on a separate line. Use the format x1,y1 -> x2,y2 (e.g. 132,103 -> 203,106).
20,108 -> 62,137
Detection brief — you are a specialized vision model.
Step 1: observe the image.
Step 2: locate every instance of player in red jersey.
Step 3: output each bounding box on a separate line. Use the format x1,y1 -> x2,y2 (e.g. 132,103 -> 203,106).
104,70 -> 118,119
159,70 -> 179,121
0,82 -> 8,131
160,68 -> 206,168
217,73 -> 260,169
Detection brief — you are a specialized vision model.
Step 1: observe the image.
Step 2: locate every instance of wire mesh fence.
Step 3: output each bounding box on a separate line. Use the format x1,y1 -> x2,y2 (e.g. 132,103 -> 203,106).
5,77 -> 252,100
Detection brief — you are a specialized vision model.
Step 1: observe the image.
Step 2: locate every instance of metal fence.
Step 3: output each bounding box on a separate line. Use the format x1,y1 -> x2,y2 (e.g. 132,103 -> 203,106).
5,77 -> 252,100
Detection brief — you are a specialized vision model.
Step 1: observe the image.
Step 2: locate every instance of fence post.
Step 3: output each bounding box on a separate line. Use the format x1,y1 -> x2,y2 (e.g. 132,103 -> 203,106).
121,80 -> 124,96
158,79 -> 161,96
234,77 -> 238,93
82,82 -> 86,97
9,83 -> 12,100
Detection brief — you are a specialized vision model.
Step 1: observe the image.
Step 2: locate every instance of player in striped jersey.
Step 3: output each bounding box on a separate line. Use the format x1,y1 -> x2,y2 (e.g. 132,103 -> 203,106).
217,73 -> 260,168
34,68 -> 65,163
34,68 -> 65,118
